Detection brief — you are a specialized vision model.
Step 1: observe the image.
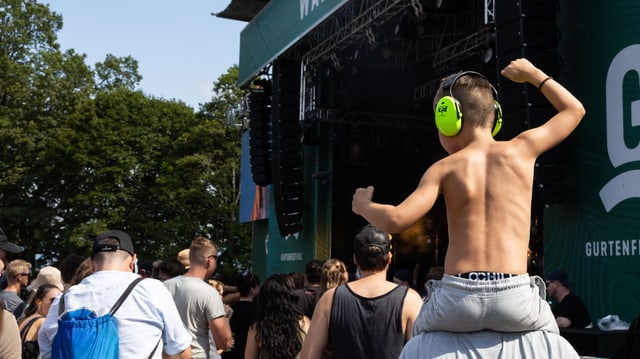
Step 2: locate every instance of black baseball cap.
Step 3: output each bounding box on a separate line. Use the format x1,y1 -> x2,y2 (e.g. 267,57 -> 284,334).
546,269 -> 571,287
0,227 -> 24,253
353,225 -> 390,256
92,230 -> 135,257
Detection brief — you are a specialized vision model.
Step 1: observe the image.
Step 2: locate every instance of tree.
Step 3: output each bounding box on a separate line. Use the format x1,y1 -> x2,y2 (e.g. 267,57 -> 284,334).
196,65 -> 252,274
0,1 -> 252,274
94,54 -> 142,91
0,0 -> 95,266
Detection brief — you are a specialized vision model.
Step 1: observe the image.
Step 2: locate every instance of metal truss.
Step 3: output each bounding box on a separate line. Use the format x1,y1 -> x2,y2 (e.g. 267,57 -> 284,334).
484,0 -> 495,25
298,0 -> 410,65
431,25 -> 491,67
305,108 -> 433,130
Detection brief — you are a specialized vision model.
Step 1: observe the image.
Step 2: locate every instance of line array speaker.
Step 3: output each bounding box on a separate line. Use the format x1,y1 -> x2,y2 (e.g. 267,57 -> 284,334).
495,0 -> 566,206
272,59 -> 304,235
248,81 -> 272,186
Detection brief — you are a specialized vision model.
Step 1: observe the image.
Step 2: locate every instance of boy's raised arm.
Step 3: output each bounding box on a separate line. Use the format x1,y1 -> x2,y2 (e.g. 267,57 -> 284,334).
501,58 -> 585,156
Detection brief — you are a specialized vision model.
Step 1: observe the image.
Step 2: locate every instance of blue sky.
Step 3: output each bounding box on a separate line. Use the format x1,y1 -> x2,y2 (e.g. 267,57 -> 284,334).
45,1 -> 247,109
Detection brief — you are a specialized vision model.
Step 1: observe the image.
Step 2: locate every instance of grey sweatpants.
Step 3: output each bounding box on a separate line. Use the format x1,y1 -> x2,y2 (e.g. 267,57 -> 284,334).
400,330 -> 579,359
413,274 -> 559,335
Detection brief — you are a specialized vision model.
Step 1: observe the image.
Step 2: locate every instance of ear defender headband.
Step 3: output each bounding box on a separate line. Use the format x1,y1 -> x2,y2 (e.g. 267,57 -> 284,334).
434,71 -> 503,137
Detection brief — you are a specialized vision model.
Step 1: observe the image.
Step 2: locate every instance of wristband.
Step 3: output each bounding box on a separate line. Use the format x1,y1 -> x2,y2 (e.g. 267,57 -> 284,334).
538,76 -> 553,91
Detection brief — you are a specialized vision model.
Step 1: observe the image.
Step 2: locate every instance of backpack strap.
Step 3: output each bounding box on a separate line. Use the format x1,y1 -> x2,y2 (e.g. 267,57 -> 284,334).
58,292 -> 66,316
20,315 -> 45,341
148,336 -> 161,359
110,277 -> 144,315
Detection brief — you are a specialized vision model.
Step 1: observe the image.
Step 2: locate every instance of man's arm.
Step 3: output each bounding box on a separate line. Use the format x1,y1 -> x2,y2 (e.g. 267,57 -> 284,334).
38,297 -> 61,359
501,58 -> 585,157
163,347 -> 191,359
245,325 -> 259,359
402,288 -> 424,340
352,165 -> 442,233
209,316 -> 234,351
300,288 -> 334,359
556,316 -> 572,328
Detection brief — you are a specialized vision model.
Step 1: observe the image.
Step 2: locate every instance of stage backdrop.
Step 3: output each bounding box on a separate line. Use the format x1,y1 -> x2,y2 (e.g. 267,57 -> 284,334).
544,0 -> 640,323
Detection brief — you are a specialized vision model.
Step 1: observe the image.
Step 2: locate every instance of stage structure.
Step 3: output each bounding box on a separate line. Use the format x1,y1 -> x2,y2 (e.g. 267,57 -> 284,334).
222,0 -> 640,323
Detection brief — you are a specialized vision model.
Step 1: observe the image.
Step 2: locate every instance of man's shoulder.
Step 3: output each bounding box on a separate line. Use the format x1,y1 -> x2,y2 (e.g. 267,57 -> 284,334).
564,292 -> 587,306
69,273 -> 166,299
165,276 -> 218,300
0,289 -> 18,296
0,289 -> 21,302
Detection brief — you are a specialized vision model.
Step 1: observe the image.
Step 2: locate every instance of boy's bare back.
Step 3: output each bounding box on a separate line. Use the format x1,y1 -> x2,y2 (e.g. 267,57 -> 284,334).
352,58 -> 585,275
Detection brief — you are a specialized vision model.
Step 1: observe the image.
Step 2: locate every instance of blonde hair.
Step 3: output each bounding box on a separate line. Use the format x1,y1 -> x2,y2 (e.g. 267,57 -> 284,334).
319,258 -> 348,297
208,279 -> 224,296
7,259 -> 31,281
189,237 -> 217,266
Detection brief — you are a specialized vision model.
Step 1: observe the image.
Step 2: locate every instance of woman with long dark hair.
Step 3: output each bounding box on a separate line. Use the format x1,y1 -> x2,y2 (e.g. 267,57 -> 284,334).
245,273 -> 309,359
18,284 -> 62,358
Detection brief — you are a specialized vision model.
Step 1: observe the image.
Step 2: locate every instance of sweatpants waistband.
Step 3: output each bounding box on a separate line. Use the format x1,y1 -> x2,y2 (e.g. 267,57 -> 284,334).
456,271 -> 520,281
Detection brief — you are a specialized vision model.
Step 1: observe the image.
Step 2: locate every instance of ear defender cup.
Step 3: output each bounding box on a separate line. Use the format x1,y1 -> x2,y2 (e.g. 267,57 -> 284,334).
492,100 -> 503,137
435,71 -> 503,137
435,96 -> 462,136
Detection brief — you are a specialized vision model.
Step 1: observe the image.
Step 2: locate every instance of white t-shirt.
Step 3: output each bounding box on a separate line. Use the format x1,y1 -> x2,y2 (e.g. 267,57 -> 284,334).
39,270 -> 191,359
164,275 -> 226,359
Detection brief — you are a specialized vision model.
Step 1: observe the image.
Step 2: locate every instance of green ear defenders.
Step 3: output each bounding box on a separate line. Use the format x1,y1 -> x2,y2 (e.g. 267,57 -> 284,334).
434,71 -> 503,137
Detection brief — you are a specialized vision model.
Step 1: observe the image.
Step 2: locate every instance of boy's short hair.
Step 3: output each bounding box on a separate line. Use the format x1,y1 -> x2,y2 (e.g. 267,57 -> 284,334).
434,72 -> 496,129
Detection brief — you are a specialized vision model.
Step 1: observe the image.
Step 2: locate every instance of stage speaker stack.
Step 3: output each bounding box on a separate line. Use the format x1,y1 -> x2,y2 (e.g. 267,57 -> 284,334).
272,59 -> 304,235
494,0 -> 567,206
248,80 -> 273,186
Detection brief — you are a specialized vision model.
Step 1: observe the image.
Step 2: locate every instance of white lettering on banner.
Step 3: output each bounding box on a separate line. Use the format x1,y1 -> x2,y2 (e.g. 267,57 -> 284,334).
280,252 -> 303,261
600,44 -> 640,212
300,0 -> 324,20
585,239 -> 640,257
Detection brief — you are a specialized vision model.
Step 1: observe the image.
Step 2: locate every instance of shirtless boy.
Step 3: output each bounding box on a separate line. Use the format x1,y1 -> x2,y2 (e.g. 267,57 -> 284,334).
352,58 -> 585,334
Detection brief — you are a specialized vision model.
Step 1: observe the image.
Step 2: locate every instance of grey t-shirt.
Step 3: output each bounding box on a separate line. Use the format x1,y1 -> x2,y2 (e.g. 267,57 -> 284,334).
0,290 -> 24,317
164,276 -> 226,359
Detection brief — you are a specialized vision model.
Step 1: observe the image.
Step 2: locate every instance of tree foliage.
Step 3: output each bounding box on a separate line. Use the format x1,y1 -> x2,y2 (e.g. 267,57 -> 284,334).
0,0 -> 252,275
95,54 -> 142,91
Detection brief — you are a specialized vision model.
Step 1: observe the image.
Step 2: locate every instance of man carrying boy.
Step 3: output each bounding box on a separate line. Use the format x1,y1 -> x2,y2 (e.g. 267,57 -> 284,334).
352,58 -> 585,334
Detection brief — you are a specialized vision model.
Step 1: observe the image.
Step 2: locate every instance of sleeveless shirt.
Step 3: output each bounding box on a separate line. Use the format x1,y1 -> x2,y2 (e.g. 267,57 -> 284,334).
329,284 -> 408,359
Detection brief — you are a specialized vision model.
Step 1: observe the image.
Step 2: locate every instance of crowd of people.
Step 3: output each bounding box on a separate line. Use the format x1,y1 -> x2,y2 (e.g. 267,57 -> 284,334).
0,223 -> 596,359
0,58 -> 623,358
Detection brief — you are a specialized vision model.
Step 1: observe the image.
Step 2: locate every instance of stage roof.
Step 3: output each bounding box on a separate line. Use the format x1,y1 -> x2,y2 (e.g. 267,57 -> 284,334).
215,0 -> 268,22
218,0 -> 349,87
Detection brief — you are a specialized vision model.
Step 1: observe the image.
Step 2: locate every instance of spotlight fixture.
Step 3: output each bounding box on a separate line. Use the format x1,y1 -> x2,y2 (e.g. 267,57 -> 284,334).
393,23 -> 401,37
482,47 -> 494,63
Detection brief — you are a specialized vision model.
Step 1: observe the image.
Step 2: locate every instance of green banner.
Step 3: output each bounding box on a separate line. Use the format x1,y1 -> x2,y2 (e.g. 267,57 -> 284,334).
545,0 -> 640,323
238,0 -> 348,87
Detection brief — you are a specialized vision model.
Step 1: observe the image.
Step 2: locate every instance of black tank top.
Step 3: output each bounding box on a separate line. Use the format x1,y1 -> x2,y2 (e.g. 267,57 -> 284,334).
329,284 -> 408,359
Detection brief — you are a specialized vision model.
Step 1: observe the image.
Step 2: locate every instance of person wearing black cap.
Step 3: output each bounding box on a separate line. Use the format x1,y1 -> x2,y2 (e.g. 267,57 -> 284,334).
38,230 -> 192,359
301,225 -> 423,359
546,269 -> 592,328
0,226 -> 25,290
0,227 -> 25,256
